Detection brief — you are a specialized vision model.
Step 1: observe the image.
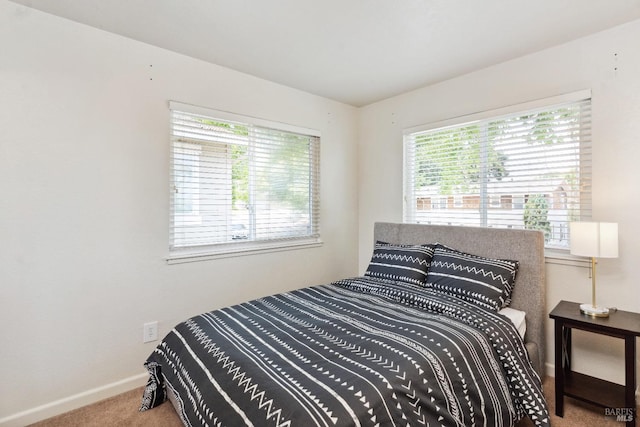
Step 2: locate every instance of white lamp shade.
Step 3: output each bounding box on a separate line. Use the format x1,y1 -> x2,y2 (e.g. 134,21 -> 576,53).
570,222 -> 619,258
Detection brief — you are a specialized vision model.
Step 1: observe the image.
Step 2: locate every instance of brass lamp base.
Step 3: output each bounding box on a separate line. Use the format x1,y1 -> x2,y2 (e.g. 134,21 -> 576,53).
580,303 -> 610,318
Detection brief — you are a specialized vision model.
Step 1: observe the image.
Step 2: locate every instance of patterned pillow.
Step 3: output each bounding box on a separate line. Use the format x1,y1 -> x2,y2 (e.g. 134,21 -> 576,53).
425,244 -> 519,311
364,241 -> 435,286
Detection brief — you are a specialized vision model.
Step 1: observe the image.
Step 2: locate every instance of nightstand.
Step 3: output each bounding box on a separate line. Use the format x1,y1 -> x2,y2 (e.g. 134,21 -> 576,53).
550,300 -> 640,426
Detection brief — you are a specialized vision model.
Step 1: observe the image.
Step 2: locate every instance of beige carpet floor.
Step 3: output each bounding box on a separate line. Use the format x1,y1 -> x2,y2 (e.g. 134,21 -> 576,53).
28,377 -> 633,426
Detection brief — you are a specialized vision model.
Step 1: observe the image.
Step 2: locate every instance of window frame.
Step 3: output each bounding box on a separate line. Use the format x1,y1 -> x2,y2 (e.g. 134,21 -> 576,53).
167,101 -> 322,263
403,90 -> 592,253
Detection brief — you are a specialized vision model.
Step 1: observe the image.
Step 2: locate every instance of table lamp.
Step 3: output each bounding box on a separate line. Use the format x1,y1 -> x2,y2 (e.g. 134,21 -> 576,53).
569,221 -> 618,317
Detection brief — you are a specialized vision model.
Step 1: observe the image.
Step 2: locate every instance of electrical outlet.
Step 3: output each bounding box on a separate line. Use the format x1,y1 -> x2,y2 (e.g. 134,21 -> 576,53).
143,321 -> 158,343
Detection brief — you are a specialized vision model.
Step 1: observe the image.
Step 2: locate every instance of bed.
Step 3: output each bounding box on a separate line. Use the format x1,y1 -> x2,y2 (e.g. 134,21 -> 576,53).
141,222 -> 549,426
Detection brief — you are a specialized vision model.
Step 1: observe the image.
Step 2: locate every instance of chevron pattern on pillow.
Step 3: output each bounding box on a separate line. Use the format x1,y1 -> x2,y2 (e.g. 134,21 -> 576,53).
426,244 -> 519,311
364,241 -> 435,286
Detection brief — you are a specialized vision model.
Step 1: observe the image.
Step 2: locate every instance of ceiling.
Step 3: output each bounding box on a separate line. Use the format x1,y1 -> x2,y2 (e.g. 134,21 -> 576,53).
10,0 -> 640,106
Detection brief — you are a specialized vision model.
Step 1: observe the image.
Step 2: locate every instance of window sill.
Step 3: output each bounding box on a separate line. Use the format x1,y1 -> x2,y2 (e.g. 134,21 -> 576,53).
545,249 -> 591,268
167,238 -> 323,264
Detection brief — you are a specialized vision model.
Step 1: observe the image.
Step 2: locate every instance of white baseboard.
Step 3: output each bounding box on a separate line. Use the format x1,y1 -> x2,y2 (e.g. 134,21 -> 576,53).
0,372 -> 148,427
545,362 -> 555,378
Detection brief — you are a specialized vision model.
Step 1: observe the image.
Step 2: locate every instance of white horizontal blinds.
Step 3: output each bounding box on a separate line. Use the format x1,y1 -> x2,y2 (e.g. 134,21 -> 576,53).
404,96 -> 591,250
251,127 -> 320,241
170,105 -> 320,251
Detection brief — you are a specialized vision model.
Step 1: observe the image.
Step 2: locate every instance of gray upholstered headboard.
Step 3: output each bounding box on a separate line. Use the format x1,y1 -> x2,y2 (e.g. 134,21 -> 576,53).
373,222 -> 546,377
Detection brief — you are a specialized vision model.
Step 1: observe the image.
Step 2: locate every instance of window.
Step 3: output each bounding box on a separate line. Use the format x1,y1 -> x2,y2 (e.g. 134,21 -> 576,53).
169,102 -> 320,259
404,91 -> 592,250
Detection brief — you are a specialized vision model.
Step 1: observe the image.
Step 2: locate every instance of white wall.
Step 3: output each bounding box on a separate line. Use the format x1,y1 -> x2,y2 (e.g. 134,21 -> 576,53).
358,19 -> 640,384
0,2 -> 359,424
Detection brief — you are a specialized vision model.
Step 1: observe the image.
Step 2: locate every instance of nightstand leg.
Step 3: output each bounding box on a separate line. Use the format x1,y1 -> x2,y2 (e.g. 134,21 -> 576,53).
625,336 -> 636,427
554,320 -> 566,417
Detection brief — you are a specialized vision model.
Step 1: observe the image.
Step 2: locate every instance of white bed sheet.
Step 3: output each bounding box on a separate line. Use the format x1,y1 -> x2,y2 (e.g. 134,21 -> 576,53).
499,307 -> 526,339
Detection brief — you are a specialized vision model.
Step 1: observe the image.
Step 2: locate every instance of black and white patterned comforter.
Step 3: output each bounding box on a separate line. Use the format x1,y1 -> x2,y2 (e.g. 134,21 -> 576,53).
141,277 -> 550,426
